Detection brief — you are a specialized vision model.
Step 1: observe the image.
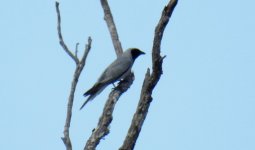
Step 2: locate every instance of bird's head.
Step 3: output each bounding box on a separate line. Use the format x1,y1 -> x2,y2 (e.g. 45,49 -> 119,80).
129,48 -> 145,60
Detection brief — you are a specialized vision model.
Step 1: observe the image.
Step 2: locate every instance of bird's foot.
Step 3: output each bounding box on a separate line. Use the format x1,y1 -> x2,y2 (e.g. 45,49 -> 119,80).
111,83 -> 116,89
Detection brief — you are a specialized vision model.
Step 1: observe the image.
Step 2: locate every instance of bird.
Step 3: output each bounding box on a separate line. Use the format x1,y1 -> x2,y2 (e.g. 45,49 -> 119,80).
80,48 -> 145,110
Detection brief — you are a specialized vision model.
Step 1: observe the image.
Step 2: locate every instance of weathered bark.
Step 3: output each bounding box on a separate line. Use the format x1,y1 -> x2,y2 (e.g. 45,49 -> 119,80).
55,2 -> 92,150
84,74 -> 134,150
119,0 -> 178,150
100,0 -> 123,56
84,0 -> 135,149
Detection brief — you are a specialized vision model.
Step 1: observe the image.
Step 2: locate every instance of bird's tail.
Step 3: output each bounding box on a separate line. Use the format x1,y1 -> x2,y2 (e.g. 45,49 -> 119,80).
80,96 -> 93,110
80,83 -> 107,110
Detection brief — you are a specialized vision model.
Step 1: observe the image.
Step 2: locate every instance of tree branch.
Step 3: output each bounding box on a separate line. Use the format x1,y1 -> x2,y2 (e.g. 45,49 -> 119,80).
84,75 -> 134,150
119,0 -> 178,150
55,2 -> 92,150
75,43 -> 79,57
80,38 -> 92,68
56,2 -> 79,65
100,0 -> 123,56
84,0 -> 135,149
62,38 -> 92,150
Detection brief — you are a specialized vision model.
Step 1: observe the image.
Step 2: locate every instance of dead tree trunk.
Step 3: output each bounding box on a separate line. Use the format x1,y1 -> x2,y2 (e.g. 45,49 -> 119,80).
55,0 -> 178,150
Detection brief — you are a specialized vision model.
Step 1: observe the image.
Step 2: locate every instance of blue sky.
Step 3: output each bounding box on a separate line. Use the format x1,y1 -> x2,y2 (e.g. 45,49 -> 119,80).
1,0 -> 255,150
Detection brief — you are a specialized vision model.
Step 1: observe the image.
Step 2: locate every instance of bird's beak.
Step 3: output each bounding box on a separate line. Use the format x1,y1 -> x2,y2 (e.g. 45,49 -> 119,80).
141,51 -> 145,55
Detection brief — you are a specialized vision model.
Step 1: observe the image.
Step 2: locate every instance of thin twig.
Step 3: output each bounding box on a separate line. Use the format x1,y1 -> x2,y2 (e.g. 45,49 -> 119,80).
55,2 -> 92,150
100,0 -> 123,56
75,43 -> 79,57
119,0 -> 178,150
80,37 -> 92,68
56,1 -> 79,64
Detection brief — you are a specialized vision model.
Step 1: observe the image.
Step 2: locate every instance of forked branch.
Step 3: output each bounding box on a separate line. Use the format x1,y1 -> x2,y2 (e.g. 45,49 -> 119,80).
56,2 -> 79,64
55,2 -> 92,150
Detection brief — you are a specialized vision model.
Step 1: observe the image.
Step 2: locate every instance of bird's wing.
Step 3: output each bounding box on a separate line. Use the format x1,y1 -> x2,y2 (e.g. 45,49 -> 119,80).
98,56 -> 132,84
83,56 -> 131,97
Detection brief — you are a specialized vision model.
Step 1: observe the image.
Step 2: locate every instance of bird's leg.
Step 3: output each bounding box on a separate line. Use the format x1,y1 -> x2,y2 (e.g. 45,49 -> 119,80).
112,83 -> 116,89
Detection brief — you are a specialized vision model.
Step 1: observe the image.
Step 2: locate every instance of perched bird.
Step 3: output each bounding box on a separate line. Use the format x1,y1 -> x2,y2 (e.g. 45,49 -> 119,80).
80,48 -> 145,110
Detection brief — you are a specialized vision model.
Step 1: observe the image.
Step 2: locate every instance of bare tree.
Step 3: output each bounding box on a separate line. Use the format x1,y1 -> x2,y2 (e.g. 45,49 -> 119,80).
55,0 -> 178,150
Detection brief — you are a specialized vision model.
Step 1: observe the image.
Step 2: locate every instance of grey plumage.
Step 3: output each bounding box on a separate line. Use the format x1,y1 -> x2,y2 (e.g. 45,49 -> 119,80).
80,48 -> 145,110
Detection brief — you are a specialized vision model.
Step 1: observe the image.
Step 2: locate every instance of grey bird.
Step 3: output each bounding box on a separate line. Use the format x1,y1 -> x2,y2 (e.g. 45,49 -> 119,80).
80,48 -> 145,110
